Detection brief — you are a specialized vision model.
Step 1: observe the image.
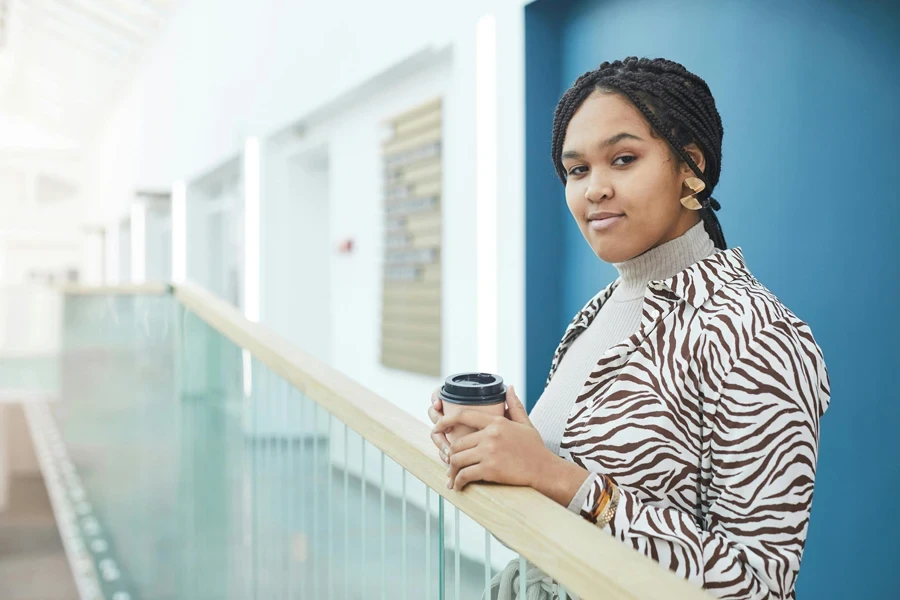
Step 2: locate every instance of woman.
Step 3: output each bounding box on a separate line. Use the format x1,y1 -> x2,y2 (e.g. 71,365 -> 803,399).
429,57 -> 830,599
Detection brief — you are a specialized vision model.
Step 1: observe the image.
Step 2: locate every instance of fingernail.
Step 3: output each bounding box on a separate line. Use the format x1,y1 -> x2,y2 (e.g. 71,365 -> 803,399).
443,446 -> 450,456
446,480 -> 453,489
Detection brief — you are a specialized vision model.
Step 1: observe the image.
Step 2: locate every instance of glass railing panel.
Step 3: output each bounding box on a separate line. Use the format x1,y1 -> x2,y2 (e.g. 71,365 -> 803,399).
33,291 -> 584,599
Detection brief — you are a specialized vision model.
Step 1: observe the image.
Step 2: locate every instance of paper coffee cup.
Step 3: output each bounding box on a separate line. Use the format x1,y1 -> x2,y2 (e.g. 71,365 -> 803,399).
439,373 -> 507,444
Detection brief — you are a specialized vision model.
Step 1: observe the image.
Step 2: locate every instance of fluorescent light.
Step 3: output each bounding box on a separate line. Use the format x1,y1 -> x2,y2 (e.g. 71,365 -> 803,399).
244,137 -> 260,322
130,203 -> 146,284
476,14 -> 498,374
172,180 -> 186,282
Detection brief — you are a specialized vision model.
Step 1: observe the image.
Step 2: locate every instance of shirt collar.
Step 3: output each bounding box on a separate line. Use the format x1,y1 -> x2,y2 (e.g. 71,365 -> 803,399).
649,247 -> 751,309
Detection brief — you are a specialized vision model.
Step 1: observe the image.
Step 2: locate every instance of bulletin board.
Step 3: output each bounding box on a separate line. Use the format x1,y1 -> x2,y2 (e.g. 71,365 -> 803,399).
380,98 -> 442,376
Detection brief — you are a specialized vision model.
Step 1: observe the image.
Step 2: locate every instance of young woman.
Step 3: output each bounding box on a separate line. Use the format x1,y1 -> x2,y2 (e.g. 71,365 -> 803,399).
429,57 -> 830,599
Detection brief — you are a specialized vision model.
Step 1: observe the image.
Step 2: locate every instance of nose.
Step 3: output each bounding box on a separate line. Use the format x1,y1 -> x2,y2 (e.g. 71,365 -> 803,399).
585,172 -> 612,203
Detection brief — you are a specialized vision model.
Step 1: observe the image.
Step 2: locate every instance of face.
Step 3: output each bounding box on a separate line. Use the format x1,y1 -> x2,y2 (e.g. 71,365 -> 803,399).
560,90 -> 703,264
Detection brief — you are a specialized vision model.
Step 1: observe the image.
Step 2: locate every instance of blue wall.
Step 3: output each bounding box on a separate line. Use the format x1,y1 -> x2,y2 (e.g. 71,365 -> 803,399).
524,0 -> 900,597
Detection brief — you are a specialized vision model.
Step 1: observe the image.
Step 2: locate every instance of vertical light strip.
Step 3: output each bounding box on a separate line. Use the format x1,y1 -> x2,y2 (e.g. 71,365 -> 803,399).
172,180 -> 187,282
130,202 -> 146,284
244,137 -> 261,323
475,13 -> 498,373
106,225 -> 119,285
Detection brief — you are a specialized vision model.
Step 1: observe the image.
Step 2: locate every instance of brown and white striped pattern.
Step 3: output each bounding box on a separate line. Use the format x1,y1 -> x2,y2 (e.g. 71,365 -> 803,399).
550,248 -> 830,600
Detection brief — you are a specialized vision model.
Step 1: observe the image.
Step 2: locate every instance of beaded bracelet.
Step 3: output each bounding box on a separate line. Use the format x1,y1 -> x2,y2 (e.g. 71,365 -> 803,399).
595,484 -> 620,530
589,474 -> 613,523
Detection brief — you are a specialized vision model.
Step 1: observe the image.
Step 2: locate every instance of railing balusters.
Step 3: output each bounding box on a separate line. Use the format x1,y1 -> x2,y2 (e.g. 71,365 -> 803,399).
361,437 -> 367,594
299,385 -> 307,599
438,495 -> 445,600
344,423 -> 350,600
454,507 -> 460,600
425,486 -> 431,600
381,450 -> 387,600
313,399 -> 320,597
519,555 -> 527,599
286,380 -> 295,600
484,530 -> 492,595
402,469 -> 407,600
328,412 -> 334,600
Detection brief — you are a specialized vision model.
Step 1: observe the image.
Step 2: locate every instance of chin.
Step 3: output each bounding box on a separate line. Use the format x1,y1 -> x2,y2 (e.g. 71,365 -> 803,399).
589,237 -> 643,264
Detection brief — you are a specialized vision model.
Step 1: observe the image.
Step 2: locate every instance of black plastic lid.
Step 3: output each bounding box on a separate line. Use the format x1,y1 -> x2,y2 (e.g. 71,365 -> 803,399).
439,372 -> 506,405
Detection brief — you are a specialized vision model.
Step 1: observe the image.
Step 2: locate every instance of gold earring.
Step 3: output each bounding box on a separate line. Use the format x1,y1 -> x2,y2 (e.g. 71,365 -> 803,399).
680,177 -> 706,210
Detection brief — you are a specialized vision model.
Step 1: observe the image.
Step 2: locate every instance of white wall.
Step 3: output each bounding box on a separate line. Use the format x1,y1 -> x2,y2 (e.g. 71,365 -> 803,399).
87,0 -> 530,574
91,0 -> 528,413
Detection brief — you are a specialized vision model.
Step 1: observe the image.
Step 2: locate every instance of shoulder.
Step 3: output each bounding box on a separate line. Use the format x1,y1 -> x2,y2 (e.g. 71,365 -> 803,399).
701,266 -> 830,417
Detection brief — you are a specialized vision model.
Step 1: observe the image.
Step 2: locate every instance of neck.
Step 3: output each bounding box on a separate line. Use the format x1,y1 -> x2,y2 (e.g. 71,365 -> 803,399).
613,220 -> 715,300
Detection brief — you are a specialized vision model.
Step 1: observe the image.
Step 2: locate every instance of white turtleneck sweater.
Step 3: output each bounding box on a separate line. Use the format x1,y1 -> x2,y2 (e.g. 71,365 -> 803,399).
530,220 -> 716,513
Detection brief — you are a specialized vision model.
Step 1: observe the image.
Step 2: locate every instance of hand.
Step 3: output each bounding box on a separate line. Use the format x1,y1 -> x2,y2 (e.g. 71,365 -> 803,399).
428,387 -> 451,465
433,386 -> 553,491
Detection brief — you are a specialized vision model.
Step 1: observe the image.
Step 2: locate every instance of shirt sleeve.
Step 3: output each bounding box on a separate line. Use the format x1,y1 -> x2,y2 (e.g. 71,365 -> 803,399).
565,473 -> 595,514
576,319 -> 830,599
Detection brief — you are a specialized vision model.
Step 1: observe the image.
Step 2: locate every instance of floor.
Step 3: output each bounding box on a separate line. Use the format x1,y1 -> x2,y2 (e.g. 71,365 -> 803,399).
0,475 -> 79,600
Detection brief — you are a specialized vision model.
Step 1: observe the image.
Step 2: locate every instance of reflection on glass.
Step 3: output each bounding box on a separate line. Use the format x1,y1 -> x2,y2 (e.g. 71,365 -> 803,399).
36,293 -> 569,599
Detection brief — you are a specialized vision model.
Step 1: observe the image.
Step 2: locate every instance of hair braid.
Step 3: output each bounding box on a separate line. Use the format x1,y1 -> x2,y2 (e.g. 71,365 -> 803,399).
551,57 -> 727,249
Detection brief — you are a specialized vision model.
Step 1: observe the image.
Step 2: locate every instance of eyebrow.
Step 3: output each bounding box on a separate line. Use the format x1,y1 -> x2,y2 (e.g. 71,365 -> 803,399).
561,132 -> 644,160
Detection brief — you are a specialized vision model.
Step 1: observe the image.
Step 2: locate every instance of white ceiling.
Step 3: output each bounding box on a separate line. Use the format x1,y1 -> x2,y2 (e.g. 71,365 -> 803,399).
0,0 -> 177,149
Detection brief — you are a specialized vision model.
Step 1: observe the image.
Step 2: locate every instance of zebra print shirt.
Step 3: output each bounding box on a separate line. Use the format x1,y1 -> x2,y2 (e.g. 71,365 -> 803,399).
550,248 -> 830,600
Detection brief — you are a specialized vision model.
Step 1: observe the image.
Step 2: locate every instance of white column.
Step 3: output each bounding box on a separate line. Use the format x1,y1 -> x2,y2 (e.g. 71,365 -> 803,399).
172,181 -> 187,283
130,202 -> 146,284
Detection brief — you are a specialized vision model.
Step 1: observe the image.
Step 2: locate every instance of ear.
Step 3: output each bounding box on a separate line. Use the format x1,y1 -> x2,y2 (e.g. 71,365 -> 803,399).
680,142 -> 706,177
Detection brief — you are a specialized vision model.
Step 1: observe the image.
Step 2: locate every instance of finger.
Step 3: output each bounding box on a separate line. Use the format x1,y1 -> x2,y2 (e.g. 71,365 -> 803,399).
434,409 -> 496,434
453,464 -> 486,491
431,389 -> 443,412
427,404 -> 442,425
430,431 -> 451,463
446,446 -> 482,484
505,385 -> 529,423
449,428 -> 487,456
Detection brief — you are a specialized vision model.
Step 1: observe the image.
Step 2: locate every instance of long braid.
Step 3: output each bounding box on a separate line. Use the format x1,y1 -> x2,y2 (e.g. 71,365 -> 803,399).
551,57 -> 727,249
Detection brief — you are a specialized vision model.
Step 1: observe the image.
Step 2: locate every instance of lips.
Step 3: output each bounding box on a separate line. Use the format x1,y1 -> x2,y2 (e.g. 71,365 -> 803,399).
587,212 -> 625,231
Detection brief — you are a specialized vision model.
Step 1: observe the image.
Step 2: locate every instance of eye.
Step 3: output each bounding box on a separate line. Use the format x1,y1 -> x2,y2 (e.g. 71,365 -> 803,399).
612,155 -> 637,166
567,165 -> 588,177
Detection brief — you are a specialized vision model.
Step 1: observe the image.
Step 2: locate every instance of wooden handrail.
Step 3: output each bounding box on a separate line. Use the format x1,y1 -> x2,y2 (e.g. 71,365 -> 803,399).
171,281 -> 711,600
61,282 -> 171,296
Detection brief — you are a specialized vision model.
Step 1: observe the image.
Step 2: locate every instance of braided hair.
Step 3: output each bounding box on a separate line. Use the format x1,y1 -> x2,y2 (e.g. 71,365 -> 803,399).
551,57 -> 727,249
